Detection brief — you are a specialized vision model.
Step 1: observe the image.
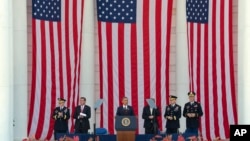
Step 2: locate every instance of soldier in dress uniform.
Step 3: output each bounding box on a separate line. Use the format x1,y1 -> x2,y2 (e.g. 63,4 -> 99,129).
142,98 -> 160,134
73,97 -> 91,134
164,95 -> 182,135
116,97 -> 134,116
183,91 -> 203,135
52,98 -> 70,140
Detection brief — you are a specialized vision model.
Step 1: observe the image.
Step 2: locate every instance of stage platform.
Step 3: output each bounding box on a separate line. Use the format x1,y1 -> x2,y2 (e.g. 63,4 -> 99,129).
56,133 -> 198,141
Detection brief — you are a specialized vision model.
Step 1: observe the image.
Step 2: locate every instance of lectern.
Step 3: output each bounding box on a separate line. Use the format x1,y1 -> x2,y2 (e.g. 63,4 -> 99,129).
115,116 -> 137,141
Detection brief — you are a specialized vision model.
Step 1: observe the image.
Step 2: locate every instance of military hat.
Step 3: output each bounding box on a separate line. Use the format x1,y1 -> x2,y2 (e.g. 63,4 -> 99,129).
169,95 -> 177,99
58,98 -> 66,102
188,91 -> 196,97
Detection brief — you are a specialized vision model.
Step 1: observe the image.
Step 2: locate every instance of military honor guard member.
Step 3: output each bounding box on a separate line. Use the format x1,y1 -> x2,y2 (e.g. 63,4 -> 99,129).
52,98 -> 70,139
164,95 -> 182,135
73,97 -> 91,134
183,91 -> 203,135
142,98 -> 160,134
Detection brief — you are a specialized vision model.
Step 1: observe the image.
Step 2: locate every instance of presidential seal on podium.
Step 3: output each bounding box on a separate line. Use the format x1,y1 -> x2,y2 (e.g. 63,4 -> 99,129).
121,117 -> 131,127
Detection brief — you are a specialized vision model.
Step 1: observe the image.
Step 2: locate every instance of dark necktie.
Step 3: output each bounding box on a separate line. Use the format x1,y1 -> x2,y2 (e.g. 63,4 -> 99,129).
123,106 -> 128,115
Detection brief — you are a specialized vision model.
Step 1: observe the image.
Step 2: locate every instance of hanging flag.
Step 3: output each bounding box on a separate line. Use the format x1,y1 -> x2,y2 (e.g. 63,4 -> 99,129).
186,0 -> 237,140
28,0 -> 84,139
97,0 -> 174,134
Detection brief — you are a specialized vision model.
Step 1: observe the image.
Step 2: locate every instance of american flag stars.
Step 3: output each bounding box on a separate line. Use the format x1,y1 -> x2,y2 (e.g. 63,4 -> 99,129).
186,0 -> 209,23
32,0 -> 61,21
97,0 -> 136,23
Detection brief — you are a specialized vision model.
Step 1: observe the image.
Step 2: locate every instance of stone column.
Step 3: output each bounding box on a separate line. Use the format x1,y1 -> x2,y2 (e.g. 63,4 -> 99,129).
176,0 -> 190,132
80,0 -> 96,133
13,0 -> 28,140
238,0 -> 250,124
0,0 -> 14,140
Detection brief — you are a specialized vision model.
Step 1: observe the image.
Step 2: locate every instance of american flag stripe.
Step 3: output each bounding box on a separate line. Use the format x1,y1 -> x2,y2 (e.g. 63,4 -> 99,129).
28,0 -> 84,140
186,0 -> 237,139
97,0 -> 174,134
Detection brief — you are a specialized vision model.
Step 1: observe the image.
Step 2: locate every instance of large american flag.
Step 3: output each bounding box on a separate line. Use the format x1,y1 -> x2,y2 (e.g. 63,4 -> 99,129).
28,0 -> 84,140
97,0 -> 174,134
186,0 -> 237,140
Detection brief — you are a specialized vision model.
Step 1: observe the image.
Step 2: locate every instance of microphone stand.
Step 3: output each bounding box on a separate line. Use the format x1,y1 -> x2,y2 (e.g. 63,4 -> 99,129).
153,108 -> 157,135
93,108 -> 97,141
92,99 -> 103,141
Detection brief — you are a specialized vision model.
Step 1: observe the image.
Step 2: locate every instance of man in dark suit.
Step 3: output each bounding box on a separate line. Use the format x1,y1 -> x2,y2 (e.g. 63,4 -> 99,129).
52,98 -> 70,140
142,98 -> 160,134
183,91 -> 203,135
164,95 -> 181,135
73,97 -> 91,134
116,97 -> 134,116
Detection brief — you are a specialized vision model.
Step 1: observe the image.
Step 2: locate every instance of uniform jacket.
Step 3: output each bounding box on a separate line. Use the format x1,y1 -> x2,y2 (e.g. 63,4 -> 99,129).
116,105 -> 134,116
183,101 -> 203,128
142,105 -> 160,128
164,104 -> 181,128
52,106 -> 70,131
73,105 -> 91,130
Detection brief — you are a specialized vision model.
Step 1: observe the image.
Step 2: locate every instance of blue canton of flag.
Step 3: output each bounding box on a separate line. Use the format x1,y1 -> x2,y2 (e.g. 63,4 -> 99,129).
186,0 -> 209,23
97,0 -> 136,23
32,0 -> 61,21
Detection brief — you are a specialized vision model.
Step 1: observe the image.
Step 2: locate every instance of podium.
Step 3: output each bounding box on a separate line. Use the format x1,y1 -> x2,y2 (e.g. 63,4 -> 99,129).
115,116 -> 137,141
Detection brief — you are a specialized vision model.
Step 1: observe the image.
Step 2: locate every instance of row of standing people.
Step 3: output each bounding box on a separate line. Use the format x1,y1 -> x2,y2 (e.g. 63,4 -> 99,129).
141,91 -> 203,135
51,91 -> 203,139
52,97 -> 91,139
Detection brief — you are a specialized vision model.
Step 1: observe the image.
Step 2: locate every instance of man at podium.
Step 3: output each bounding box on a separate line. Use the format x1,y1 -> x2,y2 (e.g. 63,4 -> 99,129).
116,97 -> 134,116
115,97 -> 136,141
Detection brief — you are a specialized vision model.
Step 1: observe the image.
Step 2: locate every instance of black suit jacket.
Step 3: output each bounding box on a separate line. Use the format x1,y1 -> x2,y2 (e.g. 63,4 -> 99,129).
142,105 -> 160,128
73,105 -> 91,130
164,104 -> 181,128
183,101 -> 203,128
52,106 -> 70,131
116,105 -> 134,116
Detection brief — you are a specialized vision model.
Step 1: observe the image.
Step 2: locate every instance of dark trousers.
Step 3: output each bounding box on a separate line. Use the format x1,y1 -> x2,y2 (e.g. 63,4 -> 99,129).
166,128 -> 178,135
145,127 -> 154,134
185,128 -> 198,136
54,130 -> 67,140
145,123 -> 158,134
75,128 -> 88,134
